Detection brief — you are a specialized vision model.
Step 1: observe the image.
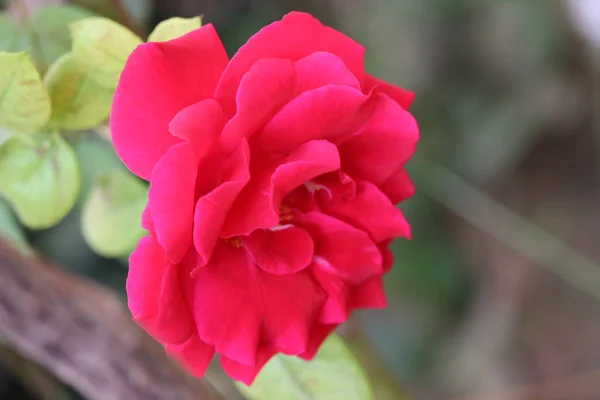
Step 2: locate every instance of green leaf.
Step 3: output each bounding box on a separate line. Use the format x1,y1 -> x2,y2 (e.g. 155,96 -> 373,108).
148,16 -> 202,42
31,4 -> 96,69
236,334 -> 373,400
70,17 -> 142,89
0,14 -> 27,52
0,199 -> 31,253
81,170 -> 147,258
0,134 -> 80,229
0,52 -> 51,134
43,52 -> 113,130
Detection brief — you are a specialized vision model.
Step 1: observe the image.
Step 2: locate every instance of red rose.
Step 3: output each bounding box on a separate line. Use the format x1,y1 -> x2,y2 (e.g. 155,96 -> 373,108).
112,11 -> 418,384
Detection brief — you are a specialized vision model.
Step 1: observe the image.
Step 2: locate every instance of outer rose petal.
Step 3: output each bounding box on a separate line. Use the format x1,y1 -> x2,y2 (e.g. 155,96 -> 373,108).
339,93 -> 418,185
148,142 -> 199,263
127,236 -> 165,330
165,333 -> 214,378
363,74 -> 415,109
193,140 -> 250,266
111,25 -> 228,179
319,180 -> 411,242
215,11 -> 365,116
256,85 -> 372,154
220,348 -> 277,386
221,140 -> 340,237
299,323 -> 338,360
350,277 -> 387,309
294,52 -> 360,94
311,265 -> 349,324
219,59 -> 296,153
193,242 -> 325,365
379,169 -> 415,204
169,99 -> 224,155
243,226 -> 314,275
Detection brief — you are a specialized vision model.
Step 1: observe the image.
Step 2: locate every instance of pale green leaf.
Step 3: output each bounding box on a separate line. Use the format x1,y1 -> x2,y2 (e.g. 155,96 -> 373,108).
43,52 -> 113,130
0,134 -> 80,229
70,17 -> 142,89
148,16 -> 202,42
0,14 -> 27,52
81,170 -> 147,258
0,52 -> 51,134
236,334 -> 373,400
0,199 -> 31,253
31,4 -> 96,68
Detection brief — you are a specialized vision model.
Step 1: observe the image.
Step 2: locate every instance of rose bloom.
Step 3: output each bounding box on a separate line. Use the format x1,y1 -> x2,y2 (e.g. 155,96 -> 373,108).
111,12 -> 418,384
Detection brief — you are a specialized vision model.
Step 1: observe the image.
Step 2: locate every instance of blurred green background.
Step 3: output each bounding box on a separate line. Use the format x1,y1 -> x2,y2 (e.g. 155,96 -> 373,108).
2,0 -> 600,399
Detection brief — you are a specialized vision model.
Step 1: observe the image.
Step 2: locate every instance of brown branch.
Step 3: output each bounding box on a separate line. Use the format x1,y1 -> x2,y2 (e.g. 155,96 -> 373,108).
0,240 -> 226,400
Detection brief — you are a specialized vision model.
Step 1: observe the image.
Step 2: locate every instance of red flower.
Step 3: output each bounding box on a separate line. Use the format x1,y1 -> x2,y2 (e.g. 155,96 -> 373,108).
112,11 -> 418,384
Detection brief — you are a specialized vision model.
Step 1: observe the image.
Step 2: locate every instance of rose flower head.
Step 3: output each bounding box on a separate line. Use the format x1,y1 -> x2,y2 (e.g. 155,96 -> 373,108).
112,11 -> 419,385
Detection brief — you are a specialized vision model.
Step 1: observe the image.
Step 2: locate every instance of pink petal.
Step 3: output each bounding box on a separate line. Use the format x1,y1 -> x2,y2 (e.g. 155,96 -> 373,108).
220,348 -> 277,386
169,98 -> 224,157
338,92 -> 418,185
221,140 -> 340,237
218,58 -> 296,153
148,142 -> 199,263
126,236 -> 165,330
193,241 -> 324,366
380,240 -> 395,272
311,265 -> 349,324
215,11 -> 365,116
350,277 -> 387,309
363,74 -> 414,109
141,204 -> 154,235
193,140 -> 250,266
319,180 -> 411,242
256,85 -> 371,154
297,211 -> 382,284
243,226 -> 314,275
299,323 -> 338,360
165,333 -> 215,378
379,169 -> 415,204
294,52 -> 360,94
111,25 -> 228,179
193,241 -> 263,366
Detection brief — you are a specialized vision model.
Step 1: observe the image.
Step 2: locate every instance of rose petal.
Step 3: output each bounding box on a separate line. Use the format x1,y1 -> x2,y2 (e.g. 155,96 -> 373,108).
256,85 -> 372,154
350,277 -> 387,309
221,140 -> 340,237
193,140 -> 250,266
243,226 -> 314,275
215,11 -> 365,116
165,333 -> 215,378
193,241 -> 325,366
338,92 -> 418,185
169,98 -> 224,157
148,142 -> 199,263
294,52 -> 360,94
111,25 -> 228,179
126,236 -> 165,329
319,180 -> 411,242
297,211 -> 382,284
218,58 -> 296,153
220,348 -> 277,386
311,265 -> 349,324
362,74 -> 415,109
298,323 -> 338,361
379,168 -> 415,204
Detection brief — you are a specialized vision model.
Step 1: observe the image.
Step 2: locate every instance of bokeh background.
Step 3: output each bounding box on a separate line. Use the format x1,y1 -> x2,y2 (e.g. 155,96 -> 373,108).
2,0 -> 600,399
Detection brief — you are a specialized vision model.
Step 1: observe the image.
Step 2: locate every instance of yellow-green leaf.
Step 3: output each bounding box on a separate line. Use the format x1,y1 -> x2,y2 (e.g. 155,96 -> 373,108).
0,134 -> 80,229
70,17 -> 142,89
0,52 -> 51,134
236,334 -> 373,400
31,4 -> 96,69
81,170 -> 147,258
0,199 -> 31,253
0,14 -> 27,52
148,16 -> 202,42
44,52 -> 113,130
